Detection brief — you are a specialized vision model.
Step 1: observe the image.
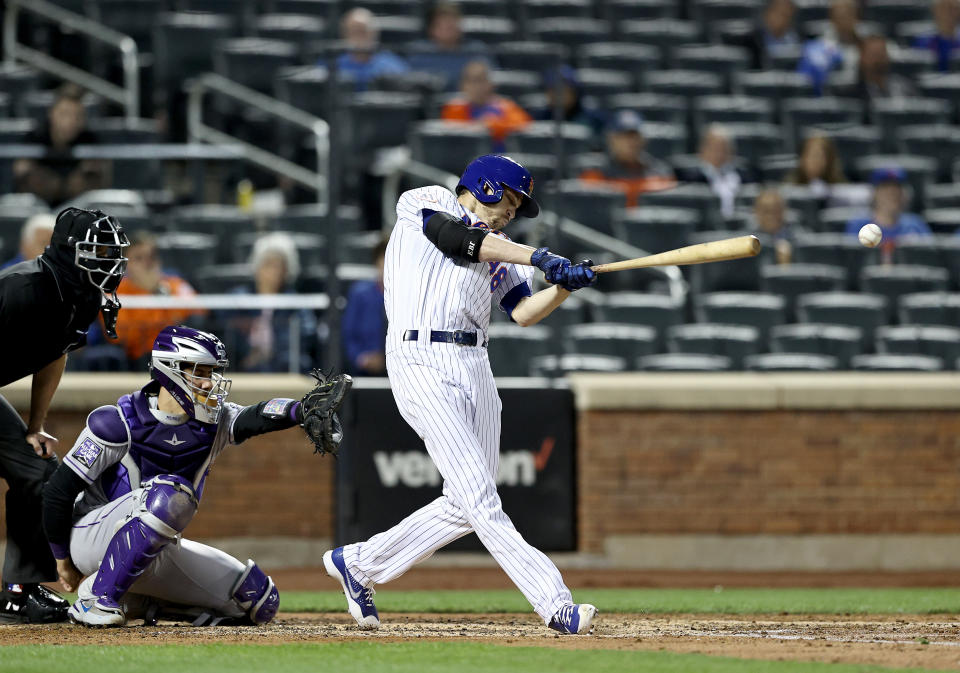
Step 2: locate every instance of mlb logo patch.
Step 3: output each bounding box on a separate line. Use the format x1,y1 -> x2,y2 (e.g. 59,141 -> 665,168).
71,439 -> 103,468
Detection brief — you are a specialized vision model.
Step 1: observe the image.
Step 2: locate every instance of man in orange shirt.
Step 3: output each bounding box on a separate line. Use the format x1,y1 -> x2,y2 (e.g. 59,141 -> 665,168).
441,60 -> 531,151
579,110 -> 675,207
114,232 -> 202,369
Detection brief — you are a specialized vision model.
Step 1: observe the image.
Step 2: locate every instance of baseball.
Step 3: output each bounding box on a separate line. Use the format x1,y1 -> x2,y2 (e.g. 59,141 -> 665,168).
858,223 -> 883,248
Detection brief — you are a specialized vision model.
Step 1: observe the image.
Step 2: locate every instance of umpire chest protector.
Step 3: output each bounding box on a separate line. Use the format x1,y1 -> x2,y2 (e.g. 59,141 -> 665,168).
117,383 -> 218,487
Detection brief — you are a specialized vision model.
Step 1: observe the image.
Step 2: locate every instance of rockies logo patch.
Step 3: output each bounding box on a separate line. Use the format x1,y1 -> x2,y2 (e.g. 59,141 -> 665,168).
71,439 -> 103,468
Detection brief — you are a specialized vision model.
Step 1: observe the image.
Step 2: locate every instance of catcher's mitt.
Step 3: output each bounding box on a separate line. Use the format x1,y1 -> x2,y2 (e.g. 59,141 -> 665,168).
299,369 -> 352,456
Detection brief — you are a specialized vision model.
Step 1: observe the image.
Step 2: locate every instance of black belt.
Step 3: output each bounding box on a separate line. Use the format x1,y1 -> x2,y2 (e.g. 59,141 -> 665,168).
402,329 -> 484,347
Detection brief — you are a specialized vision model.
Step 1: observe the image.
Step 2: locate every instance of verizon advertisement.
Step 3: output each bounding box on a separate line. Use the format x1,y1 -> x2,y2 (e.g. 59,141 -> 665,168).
335,384 -> 576,551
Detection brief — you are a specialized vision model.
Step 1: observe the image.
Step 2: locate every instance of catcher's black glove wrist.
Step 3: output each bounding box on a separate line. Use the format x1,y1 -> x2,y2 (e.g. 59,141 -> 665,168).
299,369 -> 352,456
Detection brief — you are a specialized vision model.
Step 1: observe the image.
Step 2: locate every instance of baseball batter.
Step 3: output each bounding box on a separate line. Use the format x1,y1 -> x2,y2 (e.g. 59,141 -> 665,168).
323,154 -> 598,634
41,325 -> 349,627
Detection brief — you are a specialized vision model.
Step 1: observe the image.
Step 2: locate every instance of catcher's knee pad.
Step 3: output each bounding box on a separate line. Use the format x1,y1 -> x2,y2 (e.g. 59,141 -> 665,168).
138,474 -> 198,538
231,560 -> 279,625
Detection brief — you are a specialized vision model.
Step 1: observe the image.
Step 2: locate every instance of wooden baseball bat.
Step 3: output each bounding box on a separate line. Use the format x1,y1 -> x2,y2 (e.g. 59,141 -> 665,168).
590,235 -> 761,274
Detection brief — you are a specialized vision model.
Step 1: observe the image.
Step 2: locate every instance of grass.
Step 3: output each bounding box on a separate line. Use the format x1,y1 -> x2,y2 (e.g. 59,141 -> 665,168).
0,642 -> 945,673
279,587 -> 960,615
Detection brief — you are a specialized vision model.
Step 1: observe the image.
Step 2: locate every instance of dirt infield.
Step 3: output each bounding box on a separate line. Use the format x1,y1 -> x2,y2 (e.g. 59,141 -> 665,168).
4,613 -> 960,670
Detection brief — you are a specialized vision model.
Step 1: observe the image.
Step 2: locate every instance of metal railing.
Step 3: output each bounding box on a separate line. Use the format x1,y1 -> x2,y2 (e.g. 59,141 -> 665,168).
381,159 -> 688,303
3,0 -> 139,120
187,73 -> 330,204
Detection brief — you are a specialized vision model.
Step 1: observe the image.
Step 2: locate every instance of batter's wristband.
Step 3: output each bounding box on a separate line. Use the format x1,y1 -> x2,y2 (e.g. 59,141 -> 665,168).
289,401 -> 301,424
49,541 -> 71,561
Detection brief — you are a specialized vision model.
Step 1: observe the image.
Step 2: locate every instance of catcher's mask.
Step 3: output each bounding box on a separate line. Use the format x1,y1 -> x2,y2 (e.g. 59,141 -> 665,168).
150,325 -> 232,425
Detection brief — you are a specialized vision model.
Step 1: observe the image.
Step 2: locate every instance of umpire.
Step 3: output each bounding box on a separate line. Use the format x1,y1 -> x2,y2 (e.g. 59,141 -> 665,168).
0,207 -> 128,623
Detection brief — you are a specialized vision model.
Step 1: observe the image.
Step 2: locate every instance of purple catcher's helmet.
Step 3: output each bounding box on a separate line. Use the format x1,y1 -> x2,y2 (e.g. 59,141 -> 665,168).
150,325 -> 232,425
457,154 -> 539,218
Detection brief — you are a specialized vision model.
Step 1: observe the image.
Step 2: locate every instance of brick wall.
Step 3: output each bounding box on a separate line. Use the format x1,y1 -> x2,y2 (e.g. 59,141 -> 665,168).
0,410 -> 335,541
577,409 -> 960,553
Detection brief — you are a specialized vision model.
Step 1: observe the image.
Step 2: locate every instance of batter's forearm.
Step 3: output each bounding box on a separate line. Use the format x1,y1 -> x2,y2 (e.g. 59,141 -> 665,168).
28,354 -> 66,433
477,233 -> 537,265
510,286 -> 570,327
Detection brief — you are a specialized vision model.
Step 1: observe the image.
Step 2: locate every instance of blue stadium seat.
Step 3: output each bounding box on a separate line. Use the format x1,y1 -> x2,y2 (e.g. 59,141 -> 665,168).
898,292 -> 960,326
744,353 -> 838,371
796,292 -> 887,350
486,323 -> 554,377
637,352 -> 732,371
852,354 -> 944,371
569,323 -> 660,361
876,325 -> 960,369
760,264 -> 846,320
667,323 -> 761,369
770,323 -> 862,369
695,291 -> 787,346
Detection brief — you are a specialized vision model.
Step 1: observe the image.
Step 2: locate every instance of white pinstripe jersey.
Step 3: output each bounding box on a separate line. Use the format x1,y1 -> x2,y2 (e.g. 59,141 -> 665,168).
384,186 -> 534,348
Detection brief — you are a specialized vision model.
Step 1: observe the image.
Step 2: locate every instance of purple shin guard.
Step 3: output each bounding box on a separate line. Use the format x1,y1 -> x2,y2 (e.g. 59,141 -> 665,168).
91,475 -> 198,603
231,561 -> 279,625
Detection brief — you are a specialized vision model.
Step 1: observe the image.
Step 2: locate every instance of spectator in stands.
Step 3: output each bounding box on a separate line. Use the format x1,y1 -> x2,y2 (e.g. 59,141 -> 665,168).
797,0 -> 863,95
407,1 -> 492,90
534,66 -> 606,141
845,168 -> 931,257
441,60 -> 531,151
785,135 -> 846,202
742,0 -> 802,69
675,125 -> 750,220
341,237 -> 387,376
224,233 -> 316,373
334,8 -> 410,91
836,34 -> 916,102
13,84 -> 109,206
0,213 -> 55,270
579,110 -> 676,208
753,188 -> 794,265
113,231 -> 201,369
911,0 -> 960,72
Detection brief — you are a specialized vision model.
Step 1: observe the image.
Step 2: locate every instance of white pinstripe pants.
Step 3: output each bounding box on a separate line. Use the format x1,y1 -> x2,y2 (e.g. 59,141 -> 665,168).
342,341 -> 573,623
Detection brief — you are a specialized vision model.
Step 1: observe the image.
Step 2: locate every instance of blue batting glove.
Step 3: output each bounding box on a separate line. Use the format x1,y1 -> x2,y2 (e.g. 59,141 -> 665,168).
531,247 -> 572,285
561,259 -> 598,292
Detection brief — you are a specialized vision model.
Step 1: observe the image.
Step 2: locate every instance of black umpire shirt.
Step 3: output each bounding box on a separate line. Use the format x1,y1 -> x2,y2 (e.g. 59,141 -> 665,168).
0,257 -> 101,387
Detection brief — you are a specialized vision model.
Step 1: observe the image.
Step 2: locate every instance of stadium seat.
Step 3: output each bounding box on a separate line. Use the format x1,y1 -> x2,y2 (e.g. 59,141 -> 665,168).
347,92 -> 421,154
90,0 -> 164,50
0,66 -> 42,117
744,353 -> 838,371
254,14 -> 328,56
86,118 -> 162,145
893,235 -> 960,287
796,292 -> 888,350
801,124 -> 882,162
461,17 -> 518,44
529,18 -> 612,46
667,323 -> 761,369
673,44 -> 751,87
457,0 -> 512,17
926,184 -> 960,210
896,126 -> 960,182
374,16 -> 423,48
410,121 -> 491,175
154,232 -> 218,287
579,43 -> 662,79
816,207 -> 867,234
640,121 -> 689,158
898,292 -> 960,326
486,324 -> 553,378
719,122 -> 784,169
598,292 -> 685,350
781,97 -> 863,152
794,0 -> 830,28
569,323 -> 659,361
575,69 -> 636,99
733,71 -> 813,113
923,209 -> 960,236
193,263 -> 254,294
917,73 -> 960,117
691,0 -> 765,23
617,207 -> 700,255
520,0 -> 593,21
860,265 -> 950,321
168,205 -> 256,261
640,184 -> 723,229
273,204 -> 362,234
889,50 -> 937,80
21,90 -> 101,123
756,154 -> 798,182
529,354 -> 627,377
215,39 -> 300,94
646,70 -> 725,101
851,354 -> 944,371
606,93 -> 686,124
693,95 -> 775,127
760,264 -> 847,320
494,42 -> 570,74
792,233 -> 873,290
696,292 -> 787,346
687,230 -> 763,293
871,98 -> 951,153
232,232 -> 325,267
770,323 -> 862,369
275,66 -> 355,118
541,180 -> 627,236
618,19 -> 701,48
489,70 -> 541,99
360,0 -> 425,16
604,0 -> 677,21
864,0 -> 930,32
637,352 -> 732,371
538,294 -> 592,330
265,0 -> 338,19
506,122 -> 593,157
876,325 -> 960,369
156,12 -> 238,90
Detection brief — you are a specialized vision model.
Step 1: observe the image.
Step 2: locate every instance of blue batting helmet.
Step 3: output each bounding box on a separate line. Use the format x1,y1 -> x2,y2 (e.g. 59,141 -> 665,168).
457,154 -> 539,218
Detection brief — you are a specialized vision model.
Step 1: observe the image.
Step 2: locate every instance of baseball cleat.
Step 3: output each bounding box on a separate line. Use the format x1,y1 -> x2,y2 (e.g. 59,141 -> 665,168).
548,603 -> 597,635
0,583 -> 69,624
68,576 -> 125,627
322,547 -> 379,630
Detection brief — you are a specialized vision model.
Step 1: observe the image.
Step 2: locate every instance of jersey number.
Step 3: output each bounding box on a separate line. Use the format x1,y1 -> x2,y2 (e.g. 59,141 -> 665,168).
489,264 -> 508,292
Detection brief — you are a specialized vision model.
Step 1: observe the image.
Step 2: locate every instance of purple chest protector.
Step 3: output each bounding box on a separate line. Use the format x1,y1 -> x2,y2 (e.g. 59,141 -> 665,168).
116,383 -> 218,490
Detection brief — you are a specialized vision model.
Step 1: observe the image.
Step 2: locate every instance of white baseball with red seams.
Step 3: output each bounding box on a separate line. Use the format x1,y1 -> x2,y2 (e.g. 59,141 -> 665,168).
337,185 -> 576,624
858,223 -> 883,248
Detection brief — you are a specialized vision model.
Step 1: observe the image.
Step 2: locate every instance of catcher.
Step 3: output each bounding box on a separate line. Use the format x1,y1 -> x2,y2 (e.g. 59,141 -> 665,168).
40,325 -> 350,627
